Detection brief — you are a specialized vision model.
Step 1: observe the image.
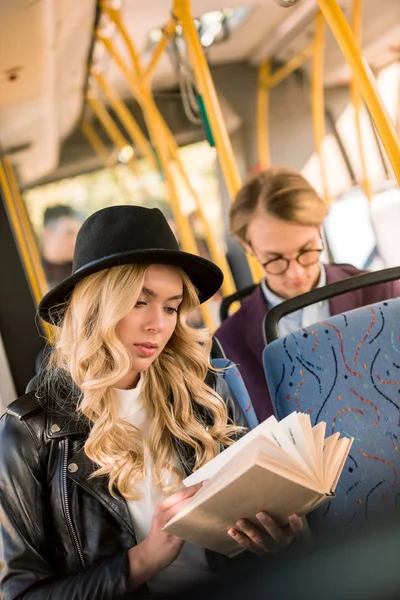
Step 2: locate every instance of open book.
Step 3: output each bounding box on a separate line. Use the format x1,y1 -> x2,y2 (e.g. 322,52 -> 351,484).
164,412 -> 353,556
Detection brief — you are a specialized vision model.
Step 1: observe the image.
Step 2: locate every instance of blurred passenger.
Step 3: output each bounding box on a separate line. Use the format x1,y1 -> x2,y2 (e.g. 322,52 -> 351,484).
215,166 -> 400,422
0,206 -> 302,599
41,204 -> 85,288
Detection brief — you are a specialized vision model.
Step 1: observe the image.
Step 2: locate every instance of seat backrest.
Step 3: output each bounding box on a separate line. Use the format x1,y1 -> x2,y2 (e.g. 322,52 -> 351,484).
211,357 -> 259,429
263,298 -> 400,534
219,284 -> 257,322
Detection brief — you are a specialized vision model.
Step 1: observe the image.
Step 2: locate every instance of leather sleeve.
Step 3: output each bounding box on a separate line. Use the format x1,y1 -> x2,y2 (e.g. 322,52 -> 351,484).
0,413 -> 132,600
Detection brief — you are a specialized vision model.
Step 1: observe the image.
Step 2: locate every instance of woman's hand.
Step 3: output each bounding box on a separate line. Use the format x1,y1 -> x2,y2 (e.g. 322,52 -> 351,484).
227,513 -> 303,555
127,482 -> 203,588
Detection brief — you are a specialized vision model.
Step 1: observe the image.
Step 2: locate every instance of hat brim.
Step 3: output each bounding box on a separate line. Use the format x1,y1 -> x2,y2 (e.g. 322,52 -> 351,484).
38,249 -> 223,324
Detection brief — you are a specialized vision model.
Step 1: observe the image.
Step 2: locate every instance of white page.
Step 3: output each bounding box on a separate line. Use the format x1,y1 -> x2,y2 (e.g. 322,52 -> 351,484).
277,412 -> 319,478
266,420 -> 310,472
184,415 -> 280,486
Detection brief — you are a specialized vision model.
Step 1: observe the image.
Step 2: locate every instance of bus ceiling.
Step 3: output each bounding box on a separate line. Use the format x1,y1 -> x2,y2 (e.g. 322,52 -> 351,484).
1,0 -> 400,188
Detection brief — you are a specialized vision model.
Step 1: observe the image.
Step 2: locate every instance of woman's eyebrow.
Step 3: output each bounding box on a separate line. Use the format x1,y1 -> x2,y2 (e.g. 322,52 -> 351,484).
142,286 -> 183,301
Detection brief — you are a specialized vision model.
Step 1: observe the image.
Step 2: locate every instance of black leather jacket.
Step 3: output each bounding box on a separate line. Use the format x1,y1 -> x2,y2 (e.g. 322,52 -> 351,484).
0,371 -> 247,600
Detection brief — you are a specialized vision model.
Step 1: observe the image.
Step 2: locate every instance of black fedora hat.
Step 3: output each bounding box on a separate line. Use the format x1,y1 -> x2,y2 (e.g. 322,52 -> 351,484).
38,205 -> 223,324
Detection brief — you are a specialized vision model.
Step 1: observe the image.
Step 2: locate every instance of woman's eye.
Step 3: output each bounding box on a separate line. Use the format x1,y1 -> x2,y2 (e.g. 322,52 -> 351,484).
135,300 -> 146,307
165,306 -> 178,314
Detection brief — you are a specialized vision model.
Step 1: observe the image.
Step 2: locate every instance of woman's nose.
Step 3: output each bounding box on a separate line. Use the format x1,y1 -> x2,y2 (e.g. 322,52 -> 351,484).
144,306 -> 164,332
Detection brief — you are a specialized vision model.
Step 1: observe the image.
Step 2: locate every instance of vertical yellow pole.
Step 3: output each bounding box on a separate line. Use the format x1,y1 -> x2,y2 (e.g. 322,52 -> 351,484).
257,61 -> 271,169
174,0 -> 264,282
311,12 -> 330,204
174,0 -> 241,197
351,0 -> 373,200
98,34 -> 236,298
139,94 -> 215,329
316,0 -> 400,184
96,32 -> 217,327
0,159 -> 52,339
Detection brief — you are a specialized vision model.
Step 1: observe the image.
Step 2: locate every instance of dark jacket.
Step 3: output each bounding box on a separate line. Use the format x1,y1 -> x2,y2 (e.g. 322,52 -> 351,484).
0,371 -> 247,600
215,264 -> 400,423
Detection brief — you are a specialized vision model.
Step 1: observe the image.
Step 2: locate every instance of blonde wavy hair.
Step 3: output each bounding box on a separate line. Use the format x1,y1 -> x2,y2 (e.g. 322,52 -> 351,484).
49,263 -> 241,500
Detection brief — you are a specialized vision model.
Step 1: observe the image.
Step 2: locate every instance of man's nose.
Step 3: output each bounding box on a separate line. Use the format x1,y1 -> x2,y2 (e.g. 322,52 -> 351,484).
285,258 -> 305,278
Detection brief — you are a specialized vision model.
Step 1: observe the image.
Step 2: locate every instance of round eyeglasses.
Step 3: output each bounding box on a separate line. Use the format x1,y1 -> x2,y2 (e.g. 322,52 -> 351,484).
251,243 -> 324,275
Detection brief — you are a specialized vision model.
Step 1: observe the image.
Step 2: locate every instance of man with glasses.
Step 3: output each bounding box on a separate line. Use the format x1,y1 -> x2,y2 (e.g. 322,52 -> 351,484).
215,166 -> 400,422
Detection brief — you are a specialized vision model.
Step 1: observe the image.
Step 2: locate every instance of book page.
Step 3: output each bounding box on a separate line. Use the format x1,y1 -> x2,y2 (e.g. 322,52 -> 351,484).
326,436 -> 354,492
184,415 -> 279,486
322,432 -> 340,476
312,421 -> 326,479
278,412 -> 320,479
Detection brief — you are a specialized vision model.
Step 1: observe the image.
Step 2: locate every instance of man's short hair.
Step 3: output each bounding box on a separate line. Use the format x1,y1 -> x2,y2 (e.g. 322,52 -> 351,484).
43,204 -> 85,228
230,166 -> 329,242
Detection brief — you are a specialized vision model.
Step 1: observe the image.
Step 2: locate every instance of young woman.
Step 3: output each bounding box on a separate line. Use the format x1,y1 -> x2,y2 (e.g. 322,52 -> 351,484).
0,205 -> 302,599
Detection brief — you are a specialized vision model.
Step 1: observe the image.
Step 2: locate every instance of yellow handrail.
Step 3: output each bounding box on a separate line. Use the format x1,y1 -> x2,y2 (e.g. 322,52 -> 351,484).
316,0 -> 400,184
268,43 -> 314,89
98,32 -> 237,299
86,93 -> 141,178
0,159 -> 52,340
80,119 -> 110,164
93,70 -> 158,172
173,0 -> 264,283
311,12 -> 330,204
97,29 -> 217,328
142,20 -> 176,85
100,4 -> 142,79
257,61 -> 271,169
173,0 -> 241,197
351,0 -> 373,200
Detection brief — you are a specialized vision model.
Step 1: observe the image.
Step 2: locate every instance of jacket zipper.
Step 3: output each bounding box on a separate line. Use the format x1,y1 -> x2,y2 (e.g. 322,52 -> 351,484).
62,438 -> 86,569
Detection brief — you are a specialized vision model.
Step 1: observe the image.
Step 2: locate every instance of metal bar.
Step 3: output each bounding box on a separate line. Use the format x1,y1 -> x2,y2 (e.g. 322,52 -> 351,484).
149,116 -> 236,296
265,265 -> 400,343
93,71 -> 158,172
98,34 -> 236,298
140,97 -> 216,329
169,152 -> 237,297
100,4 -> 142,79
351,0 -> 372,200
174,0 -> 241,197
173,0 -> 263,283
142,20 -> 176,85
267,43 -> 314,89
257,61 -> 271,169
86,93 -> 141,178
316,0 -> 400,184
87,93 -> 130,150
0,159 -> 52,340
311,12 -> 330,204
80,119 -> 110,164
97,35 -> 217,327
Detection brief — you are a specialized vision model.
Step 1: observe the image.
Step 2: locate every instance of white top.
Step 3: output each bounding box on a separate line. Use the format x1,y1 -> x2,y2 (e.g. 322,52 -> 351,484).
115,380 -> 213,594
261,264 -> 331,337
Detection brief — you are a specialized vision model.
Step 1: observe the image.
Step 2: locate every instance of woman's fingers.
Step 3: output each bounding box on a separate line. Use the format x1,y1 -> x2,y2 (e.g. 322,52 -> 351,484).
256,512 -> 303,546
227,527 -> 267,555
228,513 -> 304,554
158,482 -> 203,512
